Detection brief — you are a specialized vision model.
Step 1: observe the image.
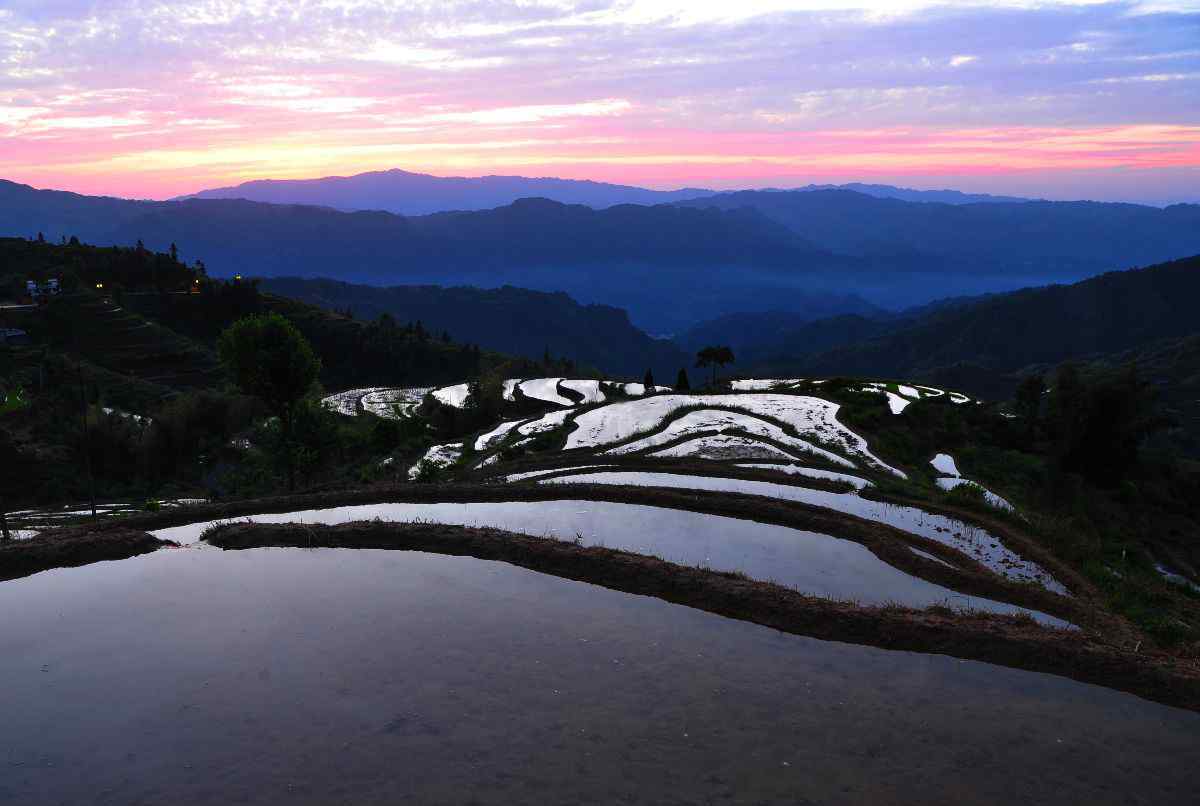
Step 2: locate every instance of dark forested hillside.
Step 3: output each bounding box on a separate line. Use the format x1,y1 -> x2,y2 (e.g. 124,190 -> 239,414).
0,237 -> 522,396
675,302 -> 887,358
770,255 -> 1200,382
260,277 -> 689,379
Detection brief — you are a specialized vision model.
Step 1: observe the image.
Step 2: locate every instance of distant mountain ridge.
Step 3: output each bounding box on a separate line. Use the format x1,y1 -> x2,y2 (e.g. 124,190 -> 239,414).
754,183 -> 1033,205
675,189 -> 1200,274
0,179 -> 854,328
180,168 -> 717,214
5,178 -> 1200,328
180,168 -> 1039,215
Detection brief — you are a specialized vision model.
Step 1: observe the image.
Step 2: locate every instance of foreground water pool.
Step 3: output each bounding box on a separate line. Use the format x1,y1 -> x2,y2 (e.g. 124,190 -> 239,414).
1,549 -> 1195,805
151,500 -> 1059,618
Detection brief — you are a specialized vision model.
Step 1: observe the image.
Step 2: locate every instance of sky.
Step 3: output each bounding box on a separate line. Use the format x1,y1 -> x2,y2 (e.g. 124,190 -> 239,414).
1,0 -> 1198,204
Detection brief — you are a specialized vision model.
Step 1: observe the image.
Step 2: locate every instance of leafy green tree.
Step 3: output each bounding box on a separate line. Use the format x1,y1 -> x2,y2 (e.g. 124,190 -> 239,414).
695,345 -> 735,387
675,367 -> 690,391
218,313 -> 320,490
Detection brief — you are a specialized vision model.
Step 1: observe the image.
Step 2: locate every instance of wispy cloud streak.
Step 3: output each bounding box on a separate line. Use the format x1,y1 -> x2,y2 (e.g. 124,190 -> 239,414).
0,1 -> 1196,201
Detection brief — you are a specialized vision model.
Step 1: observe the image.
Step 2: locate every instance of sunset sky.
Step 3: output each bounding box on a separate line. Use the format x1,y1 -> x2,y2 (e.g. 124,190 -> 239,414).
1,0 -> 1197,203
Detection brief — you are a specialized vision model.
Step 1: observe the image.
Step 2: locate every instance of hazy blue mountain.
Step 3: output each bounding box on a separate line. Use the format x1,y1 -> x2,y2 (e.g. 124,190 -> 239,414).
767,254 -> 1200,380
675,189 -> 1200,275
7,178 -> 1200,330
181,169 -> 1031,214
260,277 -> 692,378
0,180 -> 861,329
180,168 -> 716,214
782,183 -> 1032,204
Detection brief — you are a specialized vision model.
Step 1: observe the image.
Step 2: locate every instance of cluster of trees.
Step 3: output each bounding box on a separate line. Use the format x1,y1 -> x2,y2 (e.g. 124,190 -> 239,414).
218,313 -> 321,491
0,235 -> 200,297
126,277 -> 500,392
1016,363 -> 1166,486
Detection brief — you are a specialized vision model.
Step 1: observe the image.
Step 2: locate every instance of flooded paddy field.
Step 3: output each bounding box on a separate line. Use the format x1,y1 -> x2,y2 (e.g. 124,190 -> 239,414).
150,500 -> 1062,621
2,548 -> 1197,806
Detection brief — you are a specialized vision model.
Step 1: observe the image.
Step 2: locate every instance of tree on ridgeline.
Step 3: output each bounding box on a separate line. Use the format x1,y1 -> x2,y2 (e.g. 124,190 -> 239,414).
643,368 -> 655,389
675,368 -> 690,391
218,312 -> 321,491
695,346 -> 735,388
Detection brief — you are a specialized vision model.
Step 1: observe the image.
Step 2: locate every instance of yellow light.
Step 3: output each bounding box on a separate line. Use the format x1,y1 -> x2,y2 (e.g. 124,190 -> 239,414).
95,282 -> 104,289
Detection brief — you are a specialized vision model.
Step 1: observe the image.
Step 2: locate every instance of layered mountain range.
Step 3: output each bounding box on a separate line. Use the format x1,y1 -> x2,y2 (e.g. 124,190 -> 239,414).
4,177 -> 1198,329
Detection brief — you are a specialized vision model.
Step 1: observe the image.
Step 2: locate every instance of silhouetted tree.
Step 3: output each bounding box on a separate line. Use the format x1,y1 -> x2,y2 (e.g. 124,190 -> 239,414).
643,368 -> 655,389
218,313 -> 320,491
675,368 -> 690,391
169,242 -> 179,262
695,346 -> 735,387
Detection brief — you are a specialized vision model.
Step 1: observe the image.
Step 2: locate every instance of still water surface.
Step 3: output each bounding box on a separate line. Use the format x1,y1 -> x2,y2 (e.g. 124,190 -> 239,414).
1,549 -> 1196,805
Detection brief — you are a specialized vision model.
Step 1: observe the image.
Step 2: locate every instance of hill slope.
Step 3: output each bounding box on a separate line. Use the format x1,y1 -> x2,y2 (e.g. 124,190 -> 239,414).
783,255 -> 1200,380
260,278 -> 690,379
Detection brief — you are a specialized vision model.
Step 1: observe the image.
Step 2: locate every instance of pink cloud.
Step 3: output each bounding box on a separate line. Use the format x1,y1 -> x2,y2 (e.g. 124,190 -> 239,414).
1,1 -> 1197,202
